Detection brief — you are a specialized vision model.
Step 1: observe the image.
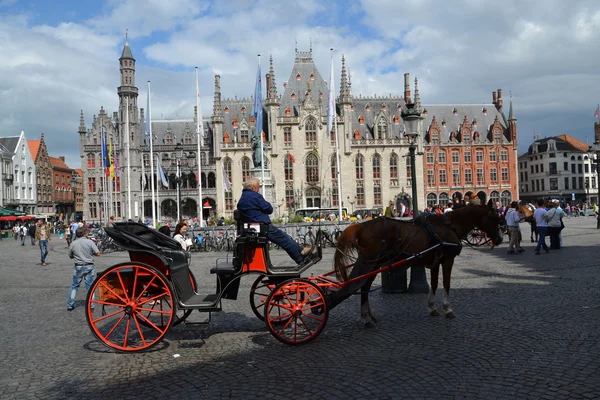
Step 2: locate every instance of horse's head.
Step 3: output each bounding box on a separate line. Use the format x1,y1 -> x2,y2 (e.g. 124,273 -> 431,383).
476,200 -> 503,246
518,202 -> 534,218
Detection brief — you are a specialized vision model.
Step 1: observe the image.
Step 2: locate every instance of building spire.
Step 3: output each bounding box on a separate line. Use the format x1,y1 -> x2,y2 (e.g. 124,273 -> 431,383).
508,99 -> 516,121
212,75 -> 223,122
339,54 -> 352,104
78,110 -> 86,134
414,77 -> 421,111
120,30 -> 134,60
266,54 -> 278,101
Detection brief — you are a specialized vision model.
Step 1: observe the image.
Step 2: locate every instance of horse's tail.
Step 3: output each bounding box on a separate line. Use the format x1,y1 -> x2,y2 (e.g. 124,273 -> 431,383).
334,223 -> 363,281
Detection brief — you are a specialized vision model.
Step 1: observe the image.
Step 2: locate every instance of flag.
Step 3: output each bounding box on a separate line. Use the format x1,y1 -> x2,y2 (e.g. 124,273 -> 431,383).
252,60 -> 263,142
145,89 -> 151,137
595,106 -> 599,119
109,138 -> 115,178
327,53 -> 335,135
142,173 -> 147,188
156,155 -> 168,188
195,171 -> 199,182
101,128 -> 110,177
287,153 -> 296,163
222,166 -> 232,192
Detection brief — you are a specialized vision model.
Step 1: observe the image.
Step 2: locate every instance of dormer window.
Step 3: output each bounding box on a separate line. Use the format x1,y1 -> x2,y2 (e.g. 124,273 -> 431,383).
291,92 -> 296,99
241,106 -> 246,113
310,74 -> 315,80
548,142 -> 556,151
296,73 -> 301,80
533,144 -> 539,154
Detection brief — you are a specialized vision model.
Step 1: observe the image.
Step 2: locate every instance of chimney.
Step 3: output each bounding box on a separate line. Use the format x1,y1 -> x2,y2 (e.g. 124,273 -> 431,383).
595,122 -> 600,144
497,89 -> 503,108
404,73 -> 411,103
59,156 -> 65,162
492,91 -> 497,105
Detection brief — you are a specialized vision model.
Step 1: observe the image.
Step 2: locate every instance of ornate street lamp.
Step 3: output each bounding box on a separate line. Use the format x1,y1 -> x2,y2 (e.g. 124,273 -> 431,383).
594,140 -> 600,229
402,99 -> 429,294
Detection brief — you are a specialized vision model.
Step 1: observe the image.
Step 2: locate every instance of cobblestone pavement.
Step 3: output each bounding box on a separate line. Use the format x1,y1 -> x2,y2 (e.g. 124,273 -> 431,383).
1,217 -> 599,399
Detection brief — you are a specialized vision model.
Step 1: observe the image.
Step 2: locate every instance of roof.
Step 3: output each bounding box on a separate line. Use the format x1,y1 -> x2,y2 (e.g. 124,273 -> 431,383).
74,168 -> 83,176
555,134 -> 589,152
49,156 -> 71,171
527,134 -> 591,155
28,140 -> 41,160
0,136 -> 20,153
120,40 -> 134,60
149,119 -> 211,146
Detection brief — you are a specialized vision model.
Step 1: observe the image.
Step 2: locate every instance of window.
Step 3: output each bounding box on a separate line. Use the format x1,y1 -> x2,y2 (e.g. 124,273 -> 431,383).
476,150 -> 483,162
490,191 -> 500,204
564,177 -> 569,190
490,168 -> 497,182
579,177 -> 584,190
500,191 -> 511,207
143,153 -> 150,167
548,162 -> 557,174
585,164 -> 589,173
332,185 -> 339,207
87,154 -> 95,168
501,168 -> 509,182
464,152 -> 471,163
306,153 -> 319,183
477,168 -> 484,184
241,156 -> 251,183
165,135 -> 174,145
355,154 -> 364,179
431,137 -> 439,145
240,129 -> 249,143
438,150 -> 446,164
426,193 -> 437,207
465,169 -> 472,184
452,169 -> 460,185
500,149 -> 508,161
439,192 -> 449,205
89,203 -> 97,219
223,157 -> 232,183
439,170 -> 447,184
225,192 -> 233,211
284,156 -> 294,181
285,183 -> 294,208
578,164 -> 583,174
377,118 -> 388,139
284,127 -> 292,147
373,183 -> 382,206
372,154 -> 381,179
426,152 -> 434,164
452,151 -> 459,163
305,118 -> 317,146
564,162 -> 569,171
356,185 -> 365,207
489,151 -> 496,162
330,154 -> 337,179
88,177 -> 96,192
406,163 -> 412,186
115,176 -> 121,192
540,164 -> 544,173
585,177 -> 590,189
427,170 -> 435,186
535,165 -> 539,173
549,153 -> 556,158
593,176 -> 597,189
390,154 -> 398,179
541,179 -> 545,191
571,164 -> 576,173
572,176 -> 577,189
183,135 -> 192,145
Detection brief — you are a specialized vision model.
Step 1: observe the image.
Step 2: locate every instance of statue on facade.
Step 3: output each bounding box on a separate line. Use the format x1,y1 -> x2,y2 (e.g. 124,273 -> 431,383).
251,131 -> 268,168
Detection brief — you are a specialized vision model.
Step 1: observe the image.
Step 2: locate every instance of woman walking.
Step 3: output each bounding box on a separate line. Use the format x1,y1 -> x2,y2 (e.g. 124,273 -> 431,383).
547,200 -> 563,250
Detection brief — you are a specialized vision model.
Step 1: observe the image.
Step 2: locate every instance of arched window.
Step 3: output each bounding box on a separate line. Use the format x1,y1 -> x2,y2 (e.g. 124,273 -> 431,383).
438,192 -> 449,205
183,135 -> 193,145
201,172 -> 207,189
355,154 -> 364,179
500,190 -> 511,207
330,153 -> 337,179
169,173 -> 177,190
305,117 -> 317,146
490,191 -> 500,205
306,188 -> 321,208
208,172 -> 216,188
284,156 -> 294,181
241,156 -> 251,183
377,118 -> 388,139
223,157 -> 232,183
427,193 -> 437,208
373,154 -> 381,179
188,172 -> 197,189
165,134 -> 174,145
306,153 -> 319,183
390,153 -> 398,179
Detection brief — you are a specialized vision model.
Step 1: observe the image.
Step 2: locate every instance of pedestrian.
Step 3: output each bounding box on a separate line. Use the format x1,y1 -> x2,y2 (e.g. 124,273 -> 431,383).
533,199 -> 550,255
34,219 -> 51,265
505,201 -> 525,254
20,224 -> 27,246
64,222 -> 71,247
28,222 -> 36,245
108,216 -> 115,227
173,222 -> 190,250
547,200 -> 564,250
13,224 -> 19,241
384,201 -> 394,217
67,227 -> 101,311
444,202 -> 453,214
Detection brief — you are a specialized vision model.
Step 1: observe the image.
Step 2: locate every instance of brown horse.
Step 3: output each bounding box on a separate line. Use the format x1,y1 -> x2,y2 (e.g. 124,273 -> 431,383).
332,200 -> 502,326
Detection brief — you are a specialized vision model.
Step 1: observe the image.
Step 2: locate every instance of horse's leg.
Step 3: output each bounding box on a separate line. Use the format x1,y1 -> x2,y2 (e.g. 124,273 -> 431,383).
428,264 -> 440,316
360,275 -> 378,328
441,258 -> 456,318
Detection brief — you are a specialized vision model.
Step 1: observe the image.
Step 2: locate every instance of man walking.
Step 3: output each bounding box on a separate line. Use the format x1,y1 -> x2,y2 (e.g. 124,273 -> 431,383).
34,219 -> 51,266
533,199 -> 550,255
28,222 -> 36,246
505,201 -> 525,254
67,227 -> 101,311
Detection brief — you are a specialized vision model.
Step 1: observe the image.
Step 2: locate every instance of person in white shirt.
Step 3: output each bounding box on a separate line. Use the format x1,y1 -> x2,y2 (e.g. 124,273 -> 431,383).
533,199 -> 550,255
443,203 -> 453,214
547,200 -> 564,250
505,201 -> 525,254
173,222 -> 190,251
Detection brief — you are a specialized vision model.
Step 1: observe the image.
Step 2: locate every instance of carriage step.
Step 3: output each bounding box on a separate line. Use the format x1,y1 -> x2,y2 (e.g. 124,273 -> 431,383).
210,261 -> 235,274
179,293 -> 220,310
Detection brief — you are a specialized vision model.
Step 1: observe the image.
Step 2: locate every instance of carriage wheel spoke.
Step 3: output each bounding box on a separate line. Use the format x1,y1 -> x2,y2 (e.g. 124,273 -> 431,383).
91,308 -> 124,324
298,316 -> 313,336
116,270 -> 130,302
137,307 -> 172,315
135,310 -> 166,334
123,315 -> 131,348
91,299 -> 125,308
301,313 -> 324,323
137,291 -> 170,306
132,313 -> 148,347
131,267 -> 139,301
103,313 -> 127,340
301,301 -> 324,312
276,314 -> 294,336
134,275 -> 157,302
98,281 -> 128,304
269,312 -> 293,322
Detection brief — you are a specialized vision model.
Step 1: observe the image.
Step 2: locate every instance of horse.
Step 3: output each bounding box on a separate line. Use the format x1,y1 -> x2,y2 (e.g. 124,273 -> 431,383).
518,202 -> 539,242
331,200 -> 503,326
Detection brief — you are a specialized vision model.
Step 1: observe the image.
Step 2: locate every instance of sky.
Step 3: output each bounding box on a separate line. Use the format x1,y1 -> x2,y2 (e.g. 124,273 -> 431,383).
1,0 -> 600,168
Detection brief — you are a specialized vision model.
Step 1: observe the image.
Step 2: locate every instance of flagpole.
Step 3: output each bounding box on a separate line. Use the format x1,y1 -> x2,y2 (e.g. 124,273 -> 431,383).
196,67 -> 204,223
141,151 -> 145,220
125,96 -> 132,220
257,54 -> 266,195
101,127 -> 108,225
330,49 -> 343,221
176,159 -> 181,221
148,81 -> 157,228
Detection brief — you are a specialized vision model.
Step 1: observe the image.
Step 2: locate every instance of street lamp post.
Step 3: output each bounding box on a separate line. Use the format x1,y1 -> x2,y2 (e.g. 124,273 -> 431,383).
595,142 -> 600,229
402,101 -> 429,294
172,145 -> 191,222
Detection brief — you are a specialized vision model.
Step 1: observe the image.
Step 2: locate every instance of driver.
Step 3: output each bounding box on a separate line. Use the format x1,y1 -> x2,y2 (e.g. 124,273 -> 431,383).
238,177 -> 311,264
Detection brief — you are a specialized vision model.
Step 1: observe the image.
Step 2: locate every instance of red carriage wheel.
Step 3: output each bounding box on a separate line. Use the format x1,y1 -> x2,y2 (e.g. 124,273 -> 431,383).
249,275 -> 273,321
85,263 -> 175,352
264,279 -> 328,345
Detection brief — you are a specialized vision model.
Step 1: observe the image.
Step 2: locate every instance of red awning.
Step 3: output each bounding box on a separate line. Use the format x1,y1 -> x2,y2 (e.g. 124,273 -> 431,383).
203,201 -> 211,208
0,216 -> 18,221
17,215 -> 35,220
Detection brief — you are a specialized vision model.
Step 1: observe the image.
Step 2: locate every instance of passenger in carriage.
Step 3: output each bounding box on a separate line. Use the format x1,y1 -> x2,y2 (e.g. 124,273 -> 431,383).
237,177 -> 312,264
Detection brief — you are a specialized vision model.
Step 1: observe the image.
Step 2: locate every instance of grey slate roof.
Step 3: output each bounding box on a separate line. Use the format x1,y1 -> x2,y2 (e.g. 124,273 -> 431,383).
280,54 -> 330,119
349,98 -> 407,139
219,99 -> 258,140
0,136 -> 20,152
526,136 -> 584,155
120,41 -> 134,60
148,119 -> 211,146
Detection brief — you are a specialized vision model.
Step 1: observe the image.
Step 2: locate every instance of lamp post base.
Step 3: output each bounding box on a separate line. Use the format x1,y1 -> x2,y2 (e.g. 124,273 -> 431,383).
408,266 -> 430,294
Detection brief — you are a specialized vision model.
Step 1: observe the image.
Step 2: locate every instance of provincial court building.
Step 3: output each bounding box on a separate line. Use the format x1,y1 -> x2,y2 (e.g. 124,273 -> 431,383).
79,40 -> 519,222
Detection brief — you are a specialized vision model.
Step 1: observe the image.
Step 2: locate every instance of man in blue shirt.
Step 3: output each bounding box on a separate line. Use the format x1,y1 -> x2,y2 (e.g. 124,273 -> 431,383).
238,177 -> 310,264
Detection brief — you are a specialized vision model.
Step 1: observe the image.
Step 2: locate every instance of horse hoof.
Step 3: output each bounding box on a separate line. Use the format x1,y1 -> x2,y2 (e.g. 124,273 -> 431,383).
429,309 -> 440,317
370,315 -> 378,324
445,311 -> 456,319
364,321 -> 378,329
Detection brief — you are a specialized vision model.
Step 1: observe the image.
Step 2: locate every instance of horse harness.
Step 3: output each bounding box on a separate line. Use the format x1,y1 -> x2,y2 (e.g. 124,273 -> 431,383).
414,214 -> 463,257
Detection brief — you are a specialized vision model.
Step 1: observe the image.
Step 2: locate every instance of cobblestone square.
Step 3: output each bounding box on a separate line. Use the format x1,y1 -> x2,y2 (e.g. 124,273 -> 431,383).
1,218 -> 599,399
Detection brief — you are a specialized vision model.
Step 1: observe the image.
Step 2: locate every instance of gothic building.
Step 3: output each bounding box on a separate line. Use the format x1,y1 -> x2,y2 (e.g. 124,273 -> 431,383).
80,39 -> 518,222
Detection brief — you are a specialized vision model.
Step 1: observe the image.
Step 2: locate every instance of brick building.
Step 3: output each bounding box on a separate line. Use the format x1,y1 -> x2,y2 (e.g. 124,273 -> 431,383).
422,90 -> 519,208
49,156 -> 75,220
28,134 -> 54,217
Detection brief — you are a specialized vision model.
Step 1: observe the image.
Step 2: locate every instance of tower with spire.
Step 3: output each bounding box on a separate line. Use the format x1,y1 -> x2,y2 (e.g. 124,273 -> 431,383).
508,99 -> 517,149
339,55 -> 353,154
118,32 -> 139,146
265,54 -> 280,156
212,74 -> 223,159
